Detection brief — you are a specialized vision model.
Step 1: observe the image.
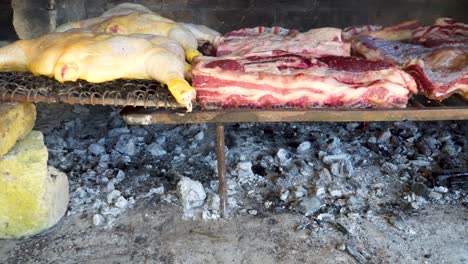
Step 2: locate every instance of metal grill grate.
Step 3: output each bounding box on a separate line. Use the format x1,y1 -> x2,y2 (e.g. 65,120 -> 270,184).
1,72 -> 467,123
121,94 -> 468,124
0,72 -> 183,108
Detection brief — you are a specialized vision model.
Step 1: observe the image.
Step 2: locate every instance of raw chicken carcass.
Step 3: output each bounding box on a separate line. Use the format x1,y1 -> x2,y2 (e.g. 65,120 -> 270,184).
55,3 -> 221,62
57,13 -> 200,62
0,32 -> 195,110
179,23 -> 221,45
101,2 -> 154,17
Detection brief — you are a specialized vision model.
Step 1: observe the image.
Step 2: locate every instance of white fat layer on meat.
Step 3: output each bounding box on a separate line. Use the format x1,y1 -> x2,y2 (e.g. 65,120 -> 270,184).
434,83 -> 468,97
197,83 -> 407,106
423,66 -> 468,85
197,81 -> 409,99
218,27 -> 350,57
194,64 -> 414,96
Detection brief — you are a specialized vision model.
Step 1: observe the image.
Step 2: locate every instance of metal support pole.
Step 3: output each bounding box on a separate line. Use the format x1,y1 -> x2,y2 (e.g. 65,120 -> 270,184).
216,122 -> 228,218
47,0 -> 57,33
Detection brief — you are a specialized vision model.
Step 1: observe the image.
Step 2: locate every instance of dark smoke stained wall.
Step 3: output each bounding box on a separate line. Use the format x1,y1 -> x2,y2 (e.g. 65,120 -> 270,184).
9,0 -> 468,39
0,0 -> 15,40
72,0 -> 468,32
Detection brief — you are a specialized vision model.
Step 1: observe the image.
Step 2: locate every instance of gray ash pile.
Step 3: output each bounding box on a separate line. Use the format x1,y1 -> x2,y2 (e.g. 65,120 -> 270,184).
35,104 -> 467,228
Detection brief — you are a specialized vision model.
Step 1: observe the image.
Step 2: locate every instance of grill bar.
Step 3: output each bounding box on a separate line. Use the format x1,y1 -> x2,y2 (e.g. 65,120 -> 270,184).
0,72 -> 467,123
121,106 -> 468,124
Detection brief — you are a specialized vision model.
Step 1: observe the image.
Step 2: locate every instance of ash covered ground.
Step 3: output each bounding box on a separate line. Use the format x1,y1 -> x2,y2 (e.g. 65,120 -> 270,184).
1,104 -> 467,264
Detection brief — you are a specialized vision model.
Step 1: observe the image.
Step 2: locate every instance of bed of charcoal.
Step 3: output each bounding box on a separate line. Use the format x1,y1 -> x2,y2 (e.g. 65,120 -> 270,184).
1,103 -> 466,263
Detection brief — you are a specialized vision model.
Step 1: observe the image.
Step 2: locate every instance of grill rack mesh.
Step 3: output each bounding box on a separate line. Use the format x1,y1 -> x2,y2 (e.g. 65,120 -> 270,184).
0,72 -> 466,111
0,72 -> 183,108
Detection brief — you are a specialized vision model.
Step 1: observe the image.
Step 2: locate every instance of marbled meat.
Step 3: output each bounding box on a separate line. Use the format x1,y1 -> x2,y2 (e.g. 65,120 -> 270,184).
192,54 -> 417,109
346,18 -> 468,100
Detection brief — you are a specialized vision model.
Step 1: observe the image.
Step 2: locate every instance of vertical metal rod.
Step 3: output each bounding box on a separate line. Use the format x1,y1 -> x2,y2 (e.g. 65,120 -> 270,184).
216,122 -> 228,218
47,0 -> 57,33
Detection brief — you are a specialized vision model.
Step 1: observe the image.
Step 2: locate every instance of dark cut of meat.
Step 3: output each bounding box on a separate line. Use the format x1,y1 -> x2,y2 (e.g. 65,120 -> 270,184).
342,18 -> 467,49
351,35 -> 467,99
342,20 -> 422,42
411,18 -> 468,48
192,55 -> 417,109
215,27 -> 350,58
344,18 -> 468,99
405,65 -> 468,99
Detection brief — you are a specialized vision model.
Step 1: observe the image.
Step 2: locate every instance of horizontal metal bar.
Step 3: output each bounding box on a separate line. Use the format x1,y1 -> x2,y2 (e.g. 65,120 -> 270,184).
121,106 -> 468,125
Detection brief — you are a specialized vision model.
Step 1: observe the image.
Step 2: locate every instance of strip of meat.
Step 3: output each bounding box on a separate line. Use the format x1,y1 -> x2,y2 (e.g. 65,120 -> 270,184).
216,27 -> 350,58
351,35 -> 432,65
347,18 -> 468,100
412,18 -> 468,48
342,18 -> 467,46
192,55 -> 416,109
405,65 -> 468,99
343,20 -> 422,42
351,35 -> 467,99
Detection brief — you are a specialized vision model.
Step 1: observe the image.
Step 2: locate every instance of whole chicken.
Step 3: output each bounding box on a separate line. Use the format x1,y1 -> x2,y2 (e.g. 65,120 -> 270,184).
56,13 -> 201,62
0,32 -> 195,110
55,3 -> 221,60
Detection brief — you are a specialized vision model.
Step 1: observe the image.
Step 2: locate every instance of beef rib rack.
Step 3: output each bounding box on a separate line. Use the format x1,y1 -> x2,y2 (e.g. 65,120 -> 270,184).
192,27 -> 416,109
192,54 -> 416,109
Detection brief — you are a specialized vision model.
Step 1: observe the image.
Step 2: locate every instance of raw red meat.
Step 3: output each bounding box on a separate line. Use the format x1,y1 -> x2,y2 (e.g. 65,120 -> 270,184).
351,35 -> 467,99
412,18 -> 468,49
215,27 -> 350,58
346,18 -> 468,100
405,65 -> 468,99
343,20 -> 422,42
192,55 -> 417,109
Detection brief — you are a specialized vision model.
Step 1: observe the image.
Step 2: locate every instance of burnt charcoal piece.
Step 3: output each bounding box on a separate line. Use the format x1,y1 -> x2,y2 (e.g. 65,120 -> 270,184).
430,169 -> 468,190
251,164 -> 267,177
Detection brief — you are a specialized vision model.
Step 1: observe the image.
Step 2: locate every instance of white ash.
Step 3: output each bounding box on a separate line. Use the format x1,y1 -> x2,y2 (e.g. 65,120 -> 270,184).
36,104 -> 466,229
107,190 -> 121,204
297,141 -> 311,153
92,214 -> 105,226
276,148 -> 290,166
138,186 -> 165,199
298,196 -> 323,216
147,143 -> 167,157
88,143 -> 106,156
236,161 -> 264,185
194,131 -> 204,141
177,177 -> 207,219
